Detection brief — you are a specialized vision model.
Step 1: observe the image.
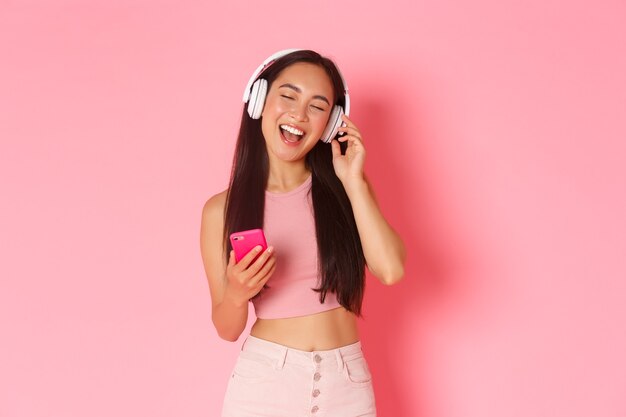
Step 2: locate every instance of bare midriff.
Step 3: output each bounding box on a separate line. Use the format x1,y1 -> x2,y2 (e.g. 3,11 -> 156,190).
249,306 -> 360,352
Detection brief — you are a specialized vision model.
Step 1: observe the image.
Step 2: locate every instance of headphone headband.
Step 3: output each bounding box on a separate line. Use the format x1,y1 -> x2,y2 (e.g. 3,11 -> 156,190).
242,48 -> 302,103
242,49 -> 350,116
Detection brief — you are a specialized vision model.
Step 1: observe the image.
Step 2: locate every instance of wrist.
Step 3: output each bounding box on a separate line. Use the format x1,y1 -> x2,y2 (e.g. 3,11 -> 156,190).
342,176 -> 368,197
223,285 -> 248,308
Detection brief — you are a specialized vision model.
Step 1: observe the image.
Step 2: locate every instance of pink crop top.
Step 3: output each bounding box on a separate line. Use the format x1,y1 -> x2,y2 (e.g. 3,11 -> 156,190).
251,174 -> 342,319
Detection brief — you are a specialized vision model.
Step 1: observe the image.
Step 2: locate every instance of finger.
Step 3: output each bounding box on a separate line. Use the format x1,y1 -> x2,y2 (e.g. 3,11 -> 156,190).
255,262 -> 276,289
341,114 -> 354,126
253,249 -> 275,274
341,115 -> 361,131
251,255 -> 276,286
228,250 -> 235,267
337,131 -> 362,143
245,246 -> 274,276
337,126 -> 361,138
338,133 -> 361,143
236,245 -> 264,270
338,134 -> 364,146
331,139 -> 342,158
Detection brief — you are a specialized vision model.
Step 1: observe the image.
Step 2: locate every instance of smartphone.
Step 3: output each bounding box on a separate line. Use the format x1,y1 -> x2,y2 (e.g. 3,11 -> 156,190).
229,228 -> 268,263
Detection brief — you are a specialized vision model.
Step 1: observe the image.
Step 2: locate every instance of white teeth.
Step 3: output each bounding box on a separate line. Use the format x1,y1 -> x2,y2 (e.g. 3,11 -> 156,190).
280,125 -> 304,136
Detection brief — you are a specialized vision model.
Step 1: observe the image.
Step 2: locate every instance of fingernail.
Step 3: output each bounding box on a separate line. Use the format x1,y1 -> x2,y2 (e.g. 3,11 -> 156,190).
255,246 -> 262,252
267,246 -> 274,253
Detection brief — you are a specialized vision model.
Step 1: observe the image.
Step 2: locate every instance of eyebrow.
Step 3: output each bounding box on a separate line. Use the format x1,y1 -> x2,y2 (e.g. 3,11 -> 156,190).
279,83 -> 330,105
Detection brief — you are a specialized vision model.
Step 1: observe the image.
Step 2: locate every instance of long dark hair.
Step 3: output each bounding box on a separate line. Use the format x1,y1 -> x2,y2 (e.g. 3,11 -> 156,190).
223,50 -> 366,316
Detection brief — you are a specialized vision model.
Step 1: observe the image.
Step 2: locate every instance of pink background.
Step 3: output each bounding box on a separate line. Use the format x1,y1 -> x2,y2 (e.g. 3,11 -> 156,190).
1,1 -> 625,416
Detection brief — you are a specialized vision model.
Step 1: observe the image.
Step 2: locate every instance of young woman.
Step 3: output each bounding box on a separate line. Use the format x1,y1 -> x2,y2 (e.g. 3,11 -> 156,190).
200,49 -> 405,417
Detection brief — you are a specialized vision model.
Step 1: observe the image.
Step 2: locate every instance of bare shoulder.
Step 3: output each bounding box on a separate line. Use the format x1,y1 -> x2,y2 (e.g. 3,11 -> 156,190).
200,189 -> 228,262
202,189 -> 228,221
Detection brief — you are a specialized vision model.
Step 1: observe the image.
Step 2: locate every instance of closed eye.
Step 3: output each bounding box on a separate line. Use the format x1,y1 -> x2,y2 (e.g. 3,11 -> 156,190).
280,95 -> 295,100
311,105 -> 325,111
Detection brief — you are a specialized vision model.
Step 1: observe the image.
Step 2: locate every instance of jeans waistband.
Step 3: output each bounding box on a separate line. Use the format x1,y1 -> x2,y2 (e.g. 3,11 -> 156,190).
241,335 -> 363,372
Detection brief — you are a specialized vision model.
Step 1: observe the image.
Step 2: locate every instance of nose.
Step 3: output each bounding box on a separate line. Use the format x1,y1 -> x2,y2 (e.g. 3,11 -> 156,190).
288,102 -> 308,121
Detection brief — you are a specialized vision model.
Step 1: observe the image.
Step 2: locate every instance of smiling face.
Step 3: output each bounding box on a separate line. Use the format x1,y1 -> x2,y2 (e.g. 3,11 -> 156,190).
260,62 -> 335,163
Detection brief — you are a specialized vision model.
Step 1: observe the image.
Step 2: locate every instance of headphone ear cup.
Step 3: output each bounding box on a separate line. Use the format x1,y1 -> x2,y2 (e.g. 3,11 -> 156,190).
320,105 -> 344,143
247,79 -> 268,119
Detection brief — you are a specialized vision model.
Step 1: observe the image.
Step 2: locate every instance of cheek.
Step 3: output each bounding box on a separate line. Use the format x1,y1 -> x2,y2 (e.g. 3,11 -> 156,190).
263,96 -> 290,117
260,99 -> 281,135
260,118 -> 274,141
312,113 -> 331,131
276,104 -> 295,119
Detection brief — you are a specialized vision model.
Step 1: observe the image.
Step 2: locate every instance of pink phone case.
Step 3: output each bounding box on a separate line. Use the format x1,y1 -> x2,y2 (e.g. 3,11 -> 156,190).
229,228 -> 268,263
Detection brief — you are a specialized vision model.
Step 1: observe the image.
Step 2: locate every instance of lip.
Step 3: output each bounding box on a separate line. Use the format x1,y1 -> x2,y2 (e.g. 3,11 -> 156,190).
279,123 -> 306,136
279,128 -> 303,147
278,122 -> 307,147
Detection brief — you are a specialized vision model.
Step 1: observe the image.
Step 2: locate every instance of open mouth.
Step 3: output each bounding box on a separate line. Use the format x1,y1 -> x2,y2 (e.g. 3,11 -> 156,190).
280,124 -> 305,144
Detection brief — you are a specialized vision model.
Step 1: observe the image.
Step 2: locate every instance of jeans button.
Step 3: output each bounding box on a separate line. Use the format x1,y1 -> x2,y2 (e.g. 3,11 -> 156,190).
311,405 -> 319,413
313,372 -> 321,381
314,354 -> 322,363
312,389 -> 320,397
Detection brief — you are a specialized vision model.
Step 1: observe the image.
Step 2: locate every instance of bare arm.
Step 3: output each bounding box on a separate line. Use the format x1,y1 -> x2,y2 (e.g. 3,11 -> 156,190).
200,193 -> 248,341
344,177 -> 405,285
333,115 -> 406,286
200,193 -> 276,341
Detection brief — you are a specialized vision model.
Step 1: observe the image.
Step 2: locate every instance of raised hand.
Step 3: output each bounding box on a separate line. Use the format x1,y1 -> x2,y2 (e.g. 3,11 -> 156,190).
331,114 -> 366,186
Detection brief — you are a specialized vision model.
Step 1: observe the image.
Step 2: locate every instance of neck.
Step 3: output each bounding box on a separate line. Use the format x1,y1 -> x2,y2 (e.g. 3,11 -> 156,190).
266,160 -> 311,193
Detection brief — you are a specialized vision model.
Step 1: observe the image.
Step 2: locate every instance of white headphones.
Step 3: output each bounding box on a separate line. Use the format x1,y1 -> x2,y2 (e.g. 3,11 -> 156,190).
242,49 -> 351,144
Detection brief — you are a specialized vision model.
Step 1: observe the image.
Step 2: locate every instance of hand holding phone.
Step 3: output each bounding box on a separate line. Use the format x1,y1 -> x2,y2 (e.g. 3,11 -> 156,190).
226,228 -> 275,305
229,228 -> 268,263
